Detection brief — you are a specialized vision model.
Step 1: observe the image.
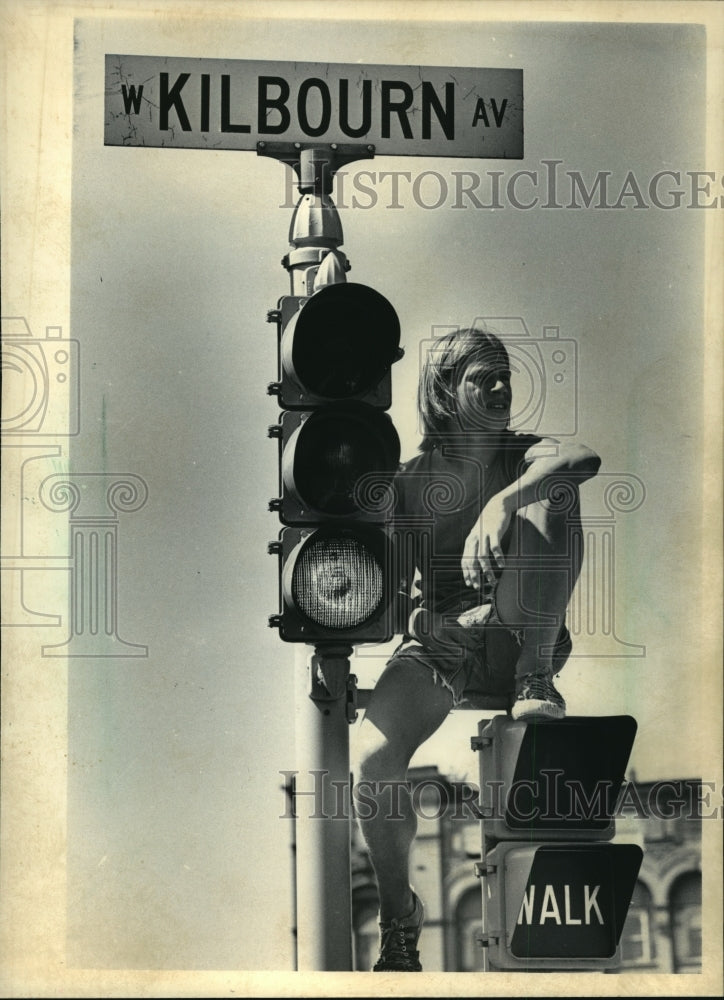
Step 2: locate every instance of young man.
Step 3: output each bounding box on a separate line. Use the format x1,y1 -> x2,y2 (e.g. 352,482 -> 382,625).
355,327 -> 600,972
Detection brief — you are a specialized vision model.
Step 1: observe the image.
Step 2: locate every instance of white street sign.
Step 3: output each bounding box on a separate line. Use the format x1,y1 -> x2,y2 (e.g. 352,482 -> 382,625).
104,55 -> 523,158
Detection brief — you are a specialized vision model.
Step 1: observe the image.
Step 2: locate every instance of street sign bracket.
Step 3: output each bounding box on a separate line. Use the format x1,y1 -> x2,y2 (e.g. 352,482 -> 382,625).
257,141 -> 375,194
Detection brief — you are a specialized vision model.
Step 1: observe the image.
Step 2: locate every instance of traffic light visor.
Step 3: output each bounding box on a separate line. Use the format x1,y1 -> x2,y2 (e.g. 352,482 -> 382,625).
283,283 -> 401,400
285,527 -> 388,631
283,405 -> 400,518
478,715 -> 638,840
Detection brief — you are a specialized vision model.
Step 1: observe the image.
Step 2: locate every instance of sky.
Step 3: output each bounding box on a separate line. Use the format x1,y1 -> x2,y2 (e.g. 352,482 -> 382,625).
2,0 -> 722,987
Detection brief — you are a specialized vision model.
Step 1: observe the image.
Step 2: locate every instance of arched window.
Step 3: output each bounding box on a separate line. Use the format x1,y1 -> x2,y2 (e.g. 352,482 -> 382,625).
670,871 -> 701,973
619,881 -> 655,968
454,887 -> 485,971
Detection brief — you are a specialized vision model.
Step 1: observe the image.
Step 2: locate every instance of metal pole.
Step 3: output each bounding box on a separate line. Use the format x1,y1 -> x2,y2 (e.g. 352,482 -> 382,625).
267,143 -> 373,971
293,643 -> 354,970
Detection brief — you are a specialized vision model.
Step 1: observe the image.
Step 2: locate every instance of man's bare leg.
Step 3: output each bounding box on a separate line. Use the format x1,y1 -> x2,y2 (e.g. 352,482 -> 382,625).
354,658 -> 452,923
493,496 -> 583,676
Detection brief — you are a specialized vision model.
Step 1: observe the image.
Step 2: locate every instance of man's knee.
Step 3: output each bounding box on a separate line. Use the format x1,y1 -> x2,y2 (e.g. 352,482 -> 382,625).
511,490 -> 582,552
355,723 -> 410,785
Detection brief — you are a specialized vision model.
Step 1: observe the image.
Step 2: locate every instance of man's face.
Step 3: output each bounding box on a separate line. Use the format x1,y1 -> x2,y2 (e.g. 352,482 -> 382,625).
456,358 -> 512,433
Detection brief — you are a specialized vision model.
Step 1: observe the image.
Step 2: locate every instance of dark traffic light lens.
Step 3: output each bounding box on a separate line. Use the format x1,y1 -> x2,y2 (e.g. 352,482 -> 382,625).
291,534 -> 384,630
285,405 -> 400,517
285,283 -> 400,400
507,716 -> 638,833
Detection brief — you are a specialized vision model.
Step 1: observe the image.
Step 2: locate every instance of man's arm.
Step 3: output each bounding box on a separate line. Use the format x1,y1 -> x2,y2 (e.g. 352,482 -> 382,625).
498,437 -> 601,512
461,437 -> 601,589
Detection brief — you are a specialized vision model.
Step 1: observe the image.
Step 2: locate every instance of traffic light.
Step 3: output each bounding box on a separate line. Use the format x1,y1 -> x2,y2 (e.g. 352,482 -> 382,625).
483,841 -> 642,969
275,282 -> 400,409
472,715 -> 643,971
267,270 -> 402,645
478,715 -> 638,841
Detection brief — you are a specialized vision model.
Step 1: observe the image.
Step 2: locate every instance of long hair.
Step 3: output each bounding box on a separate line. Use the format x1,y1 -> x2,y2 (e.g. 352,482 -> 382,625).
417,326 -> 510,451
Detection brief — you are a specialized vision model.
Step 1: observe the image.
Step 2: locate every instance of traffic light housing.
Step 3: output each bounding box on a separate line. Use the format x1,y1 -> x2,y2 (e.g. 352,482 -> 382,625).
276,284 -> 400,408
274,403 -> 401,525
272,523 -> 395,643
268,278 -> 402,645
478,715 -> 638,841
473,714 -> 643,971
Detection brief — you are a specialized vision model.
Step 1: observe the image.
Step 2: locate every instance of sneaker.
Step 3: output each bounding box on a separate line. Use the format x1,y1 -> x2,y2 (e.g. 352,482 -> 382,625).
372,892 -> 424,972
511,672 -> 566,721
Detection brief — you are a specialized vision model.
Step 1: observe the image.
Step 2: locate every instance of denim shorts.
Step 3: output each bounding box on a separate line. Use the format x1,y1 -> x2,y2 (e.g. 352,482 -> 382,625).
386,601 -> 572,709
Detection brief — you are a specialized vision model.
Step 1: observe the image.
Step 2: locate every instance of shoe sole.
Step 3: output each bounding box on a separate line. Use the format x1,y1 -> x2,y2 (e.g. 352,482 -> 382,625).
511,699 -> 566,721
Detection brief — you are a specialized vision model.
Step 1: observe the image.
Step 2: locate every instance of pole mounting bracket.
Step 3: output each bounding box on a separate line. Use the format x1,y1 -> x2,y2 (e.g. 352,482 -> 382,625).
257,141 -> 375,194
346,673 -> 359,724
310,643 -> 354,702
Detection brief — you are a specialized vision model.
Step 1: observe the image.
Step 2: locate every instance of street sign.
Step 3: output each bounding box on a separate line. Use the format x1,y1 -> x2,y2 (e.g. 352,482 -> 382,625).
104,55 -> 523,158
484,842 -> 643,969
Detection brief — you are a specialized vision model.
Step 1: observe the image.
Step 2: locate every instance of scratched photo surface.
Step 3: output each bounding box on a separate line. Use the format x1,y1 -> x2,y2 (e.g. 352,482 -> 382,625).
1,2 -> 721,997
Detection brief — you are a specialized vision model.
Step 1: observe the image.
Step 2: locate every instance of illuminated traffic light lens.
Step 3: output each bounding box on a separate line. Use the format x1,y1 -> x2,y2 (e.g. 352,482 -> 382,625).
289,406 -> 400,516
289,283 -> 400,399
291,535 -> 384,630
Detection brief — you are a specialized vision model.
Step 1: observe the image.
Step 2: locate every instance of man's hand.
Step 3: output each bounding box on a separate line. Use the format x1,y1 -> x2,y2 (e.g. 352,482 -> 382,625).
409,606 -> 484,652
461,497 -> 512,589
